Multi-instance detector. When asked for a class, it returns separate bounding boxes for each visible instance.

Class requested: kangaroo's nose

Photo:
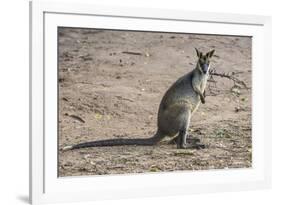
[202,64,209,73]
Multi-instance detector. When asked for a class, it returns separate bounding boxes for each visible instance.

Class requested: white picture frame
[30,0,272,204]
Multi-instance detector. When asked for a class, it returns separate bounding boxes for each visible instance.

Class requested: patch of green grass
[149,165,161,172]
[214,128,232,138]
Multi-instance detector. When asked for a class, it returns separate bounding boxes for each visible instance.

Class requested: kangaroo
[63,48,215,151]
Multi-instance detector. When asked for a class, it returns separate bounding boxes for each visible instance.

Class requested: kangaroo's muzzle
[202,64,209,74]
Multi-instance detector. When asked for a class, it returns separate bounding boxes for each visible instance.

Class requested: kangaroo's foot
[178,142,205,149]
[186,135,201,143]
[168,138,176,145]
[169,134,200,145]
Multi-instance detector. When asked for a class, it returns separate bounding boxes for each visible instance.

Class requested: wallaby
[63,48,215,151]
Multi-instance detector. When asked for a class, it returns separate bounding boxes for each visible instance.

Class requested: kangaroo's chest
[199,74,209,92]
[189,74,209,113]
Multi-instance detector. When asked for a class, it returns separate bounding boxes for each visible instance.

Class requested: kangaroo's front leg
[199,93,205,104]
[196,89,205,104]
[192,83,205,104]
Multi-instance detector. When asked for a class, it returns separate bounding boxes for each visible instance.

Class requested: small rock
[231,87,241,96]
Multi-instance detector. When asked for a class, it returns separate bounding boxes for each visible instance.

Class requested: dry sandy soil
[58,28,252,177]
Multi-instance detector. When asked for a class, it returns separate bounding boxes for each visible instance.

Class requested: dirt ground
[58,28,252,177]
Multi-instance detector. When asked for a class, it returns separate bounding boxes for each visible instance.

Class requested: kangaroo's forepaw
[200,97,205,104]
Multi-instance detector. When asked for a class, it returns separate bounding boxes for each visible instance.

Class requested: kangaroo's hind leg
[176,110,205,149]
[176,110,191,149]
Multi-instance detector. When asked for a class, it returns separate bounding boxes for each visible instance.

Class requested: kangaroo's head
[195,48,215,74]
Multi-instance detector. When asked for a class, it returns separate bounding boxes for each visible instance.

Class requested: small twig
[115,95,134,102]
[122,51,142,55]
[70,115,85,123]
[76,81,93,85]
[206,74,220,96]
[65,113,85,123]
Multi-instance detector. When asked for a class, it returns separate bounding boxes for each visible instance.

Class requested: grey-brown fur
[62,48,215,151]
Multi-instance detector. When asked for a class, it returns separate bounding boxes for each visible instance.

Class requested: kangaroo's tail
[62,131,163,151]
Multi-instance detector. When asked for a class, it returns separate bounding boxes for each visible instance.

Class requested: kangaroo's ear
[195,48,202,58]
[206,49,215,58]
